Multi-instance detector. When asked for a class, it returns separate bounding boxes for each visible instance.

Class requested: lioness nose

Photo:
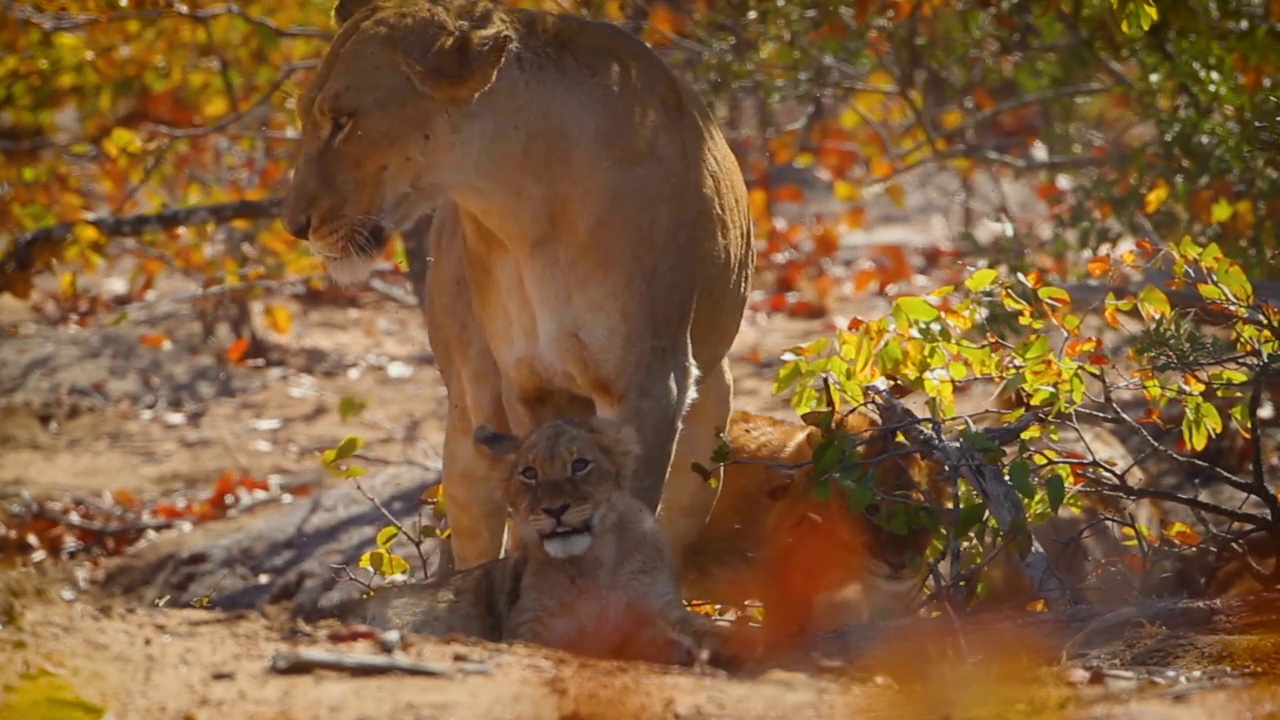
[286,215,312,240]
[542,501,571,520]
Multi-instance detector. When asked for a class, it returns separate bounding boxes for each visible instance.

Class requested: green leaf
[1008,459,1035,500]
[845,477,876,515]
[1045,472,1066,514]
[376,525,400,549]
[1036,286,1071,307]
[811,437,844,483]
[964,268,999,293]
[1137,285,1172,320]
[338,396,369,420]
[333,435,364,461]
[893,296,941,323]
[954,502,988,538]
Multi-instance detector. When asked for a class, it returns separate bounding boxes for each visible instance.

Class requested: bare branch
[268,650,490,677]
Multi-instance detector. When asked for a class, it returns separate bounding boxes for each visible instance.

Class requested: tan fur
[284,0,753,573]
[681,410,946,652]
[349,417,720,666]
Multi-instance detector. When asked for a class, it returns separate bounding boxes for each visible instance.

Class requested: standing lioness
[283,0,753,571]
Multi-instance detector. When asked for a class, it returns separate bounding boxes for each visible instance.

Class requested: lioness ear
[399,25,513,99]
[332,0,378,27]
[475,426,520,459]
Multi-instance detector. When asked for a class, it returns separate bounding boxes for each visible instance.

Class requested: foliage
[772,235,1276,604]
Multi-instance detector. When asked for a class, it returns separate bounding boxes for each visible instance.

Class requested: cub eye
[570,457,592,475]
[327,115,351,144]
[518,466,538,483]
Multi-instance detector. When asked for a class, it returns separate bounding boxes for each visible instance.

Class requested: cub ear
[398,23,513,99]
[474,426,520,459]
[332,0,378,27]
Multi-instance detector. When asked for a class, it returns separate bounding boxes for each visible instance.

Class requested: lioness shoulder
[682,410,947,649]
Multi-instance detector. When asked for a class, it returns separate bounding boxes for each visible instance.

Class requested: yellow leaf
[601,0,625,21]
[884,182,906,208]
[794,151,816,169]
[833,179,862,202]
[1142,180,1169,214]
[1234,199,1256,231]
[201,94,231,119]
[264,304,293,335]
[1164,521,1202,546]
[59,271,77,299]
[71,222,102,246]
[1210,198,1236,224]
[938,108,964,131]
[839,107,865,129]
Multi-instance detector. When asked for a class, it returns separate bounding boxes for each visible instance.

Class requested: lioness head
[802,411,947,604]
[475,418,639,560]
[282,0,515,283]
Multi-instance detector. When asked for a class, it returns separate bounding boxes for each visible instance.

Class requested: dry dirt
[2,252,1280,718]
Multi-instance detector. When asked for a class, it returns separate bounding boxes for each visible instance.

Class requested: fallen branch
[870,388,1071,608]
[268,649,490,678]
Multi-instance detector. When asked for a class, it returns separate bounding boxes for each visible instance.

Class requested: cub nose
[541,501,571,520]
[286,215,312,240]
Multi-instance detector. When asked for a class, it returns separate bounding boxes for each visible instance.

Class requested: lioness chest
[466,243,622,415]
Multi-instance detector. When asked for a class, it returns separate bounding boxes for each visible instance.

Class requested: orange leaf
[139,333,170,350]
[853,265,881,293]
[773,184,806,204]
[643,3,686,46]
[869,155,895,180]
[841,207,867,230]
[1135,238,1157,259]
[812,225,840,258]
[1086,254,1112,278]
[973,88,995,110]
[1087,354,1110,366]
[226,337,251,364]
[111,489,140,508]
[1164,521,1202,547]
[884,181,906,208]
[1035,181,1058,202]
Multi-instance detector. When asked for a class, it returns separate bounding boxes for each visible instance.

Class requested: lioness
[282,0,753,571]
[681,411,947,650]
[349,417,717,666]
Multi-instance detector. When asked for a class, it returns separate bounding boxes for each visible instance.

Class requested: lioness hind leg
[659,357,732,573]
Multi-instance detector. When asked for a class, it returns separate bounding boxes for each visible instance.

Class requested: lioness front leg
[604,363,695,514]
[440,404,511,571]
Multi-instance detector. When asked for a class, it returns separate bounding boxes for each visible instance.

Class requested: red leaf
[225,337,251,364]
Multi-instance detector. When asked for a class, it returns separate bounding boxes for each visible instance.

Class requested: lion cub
[349,417,716,666]
[681,410,946,650]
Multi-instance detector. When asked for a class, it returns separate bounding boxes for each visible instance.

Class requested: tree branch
[1,198,283,291]
[870,387,1072,608]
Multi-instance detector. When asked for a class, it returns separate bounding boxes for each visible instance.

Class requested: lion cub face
[475,419,639,560]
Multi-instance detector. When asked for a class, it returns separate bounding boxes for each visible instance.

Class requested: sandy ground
[2,184,1278,717]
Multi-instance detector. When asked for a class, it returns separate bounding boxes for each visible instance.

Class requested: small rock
[211,670,235,681]
[248,417,284,432]
[385,360,414,379]
[1061,666,1092,686]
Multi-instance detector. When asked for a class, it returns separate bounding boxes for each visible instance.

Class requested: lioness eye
[570,457,591,475]
[328,115,351,144]
[519,466,538,482]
